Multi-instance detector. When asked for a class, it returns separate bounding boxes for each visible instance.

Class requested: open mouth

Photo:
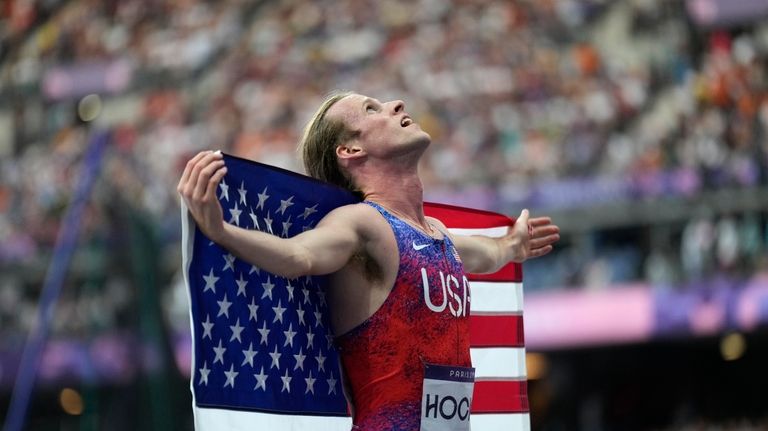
[400,116,413,127]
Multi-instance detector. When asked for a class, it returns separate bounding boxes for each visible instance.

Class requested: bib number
[420,363,475,431]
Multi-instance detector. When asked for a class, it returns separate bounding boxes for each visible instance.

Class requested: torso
[329,201,472,431]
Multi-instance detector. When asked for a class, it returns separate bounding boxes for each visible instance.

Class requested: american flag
[181,154,529,430]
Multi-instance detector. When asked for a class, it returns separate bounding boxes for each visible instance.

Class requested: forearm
[214,223,311,279]
[457,235,519,274]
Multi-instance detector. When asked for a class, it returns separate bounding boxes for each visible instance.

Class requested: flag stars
[254,366,268,391]
[277,196,294,215]
[247,297,259,322]
[293,348,306,371]
[297,306,306,327]
[229,203,242,226]
[261,277,275,300]
[257,321,270,346]
[229,318,244,343]
[306,329,315,350]
[281,216,293,237]
[202,269,219,293]
[286,280,295,302]
[248,207,260,231]
[256,186,270,211]
[313,306,323,327]
[299,204,318,219]
[316,350,326,373]
[217,294,232,319]
[264,212,274,234]
[280,368,292,393]
[327,372,338,395]
[219,179,230,201]
[238,181,247,205]
[283,323,297,348]
[242,342,257,367]
[199,361,211,386]
[222,253,236,272]
[224,364,239,388]
[269,345,282,370]
[235,273,248,297]
[272,300,286,324]
[213,339,227,365]
[249,264,260,275]
[305,371,316,395]
[301,286,311,305]
[201,315,214,339]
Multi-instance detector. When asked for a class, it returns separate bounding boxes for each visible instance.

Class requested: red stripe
[468,263,522,283]
[472,380,529,413]
[425,202,515,228]
[470,315,524,347]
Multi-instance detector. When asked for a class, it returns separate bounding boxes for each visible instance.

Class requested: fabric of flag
[424,203,530,431]
[181,154,359,430]
[181,153,529,430]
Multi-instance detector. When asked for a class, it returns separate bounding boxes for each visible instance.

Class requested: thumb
[517,209,530,226]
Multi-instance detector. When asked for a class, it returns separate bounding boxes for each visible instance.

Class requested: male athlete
[178,92,560,431]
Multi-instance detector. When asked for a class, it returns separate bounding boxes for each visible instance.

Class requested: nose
[389,100,404,114]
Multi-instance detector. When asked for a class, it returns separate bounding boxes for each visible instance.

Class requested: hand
[177,151,228,242]
[508,209,560,263]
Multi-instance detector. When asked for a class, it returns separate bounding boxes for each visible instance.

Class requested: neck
[356,161,426,225]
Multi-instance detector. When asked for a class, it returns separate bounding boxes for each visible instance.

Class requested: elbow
[281,247,313,279]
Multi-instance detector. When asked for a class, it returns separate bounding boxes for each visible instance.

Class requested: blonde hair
[299,90,362,197]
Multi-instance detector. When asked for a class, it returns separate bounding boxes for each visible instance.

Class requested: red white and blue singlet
[335,201,472,431]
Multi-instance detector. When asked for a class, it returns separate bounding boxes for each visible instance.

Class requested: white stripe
[194,406,352,431]
[448,226,509,238]
[181,203,201,426]
[471,412,531,431]
[470,347,527,379]
[470,282,523,314]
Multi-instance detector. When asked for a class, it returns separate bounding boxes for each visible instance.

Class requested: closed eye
[365,105,377,114]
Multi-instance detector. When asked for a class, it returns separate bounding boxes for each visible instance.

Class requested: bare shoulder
[318,202,391,239]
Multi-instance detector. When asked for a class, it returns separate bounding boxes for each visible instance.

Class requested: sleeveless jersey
[335,201,472,431]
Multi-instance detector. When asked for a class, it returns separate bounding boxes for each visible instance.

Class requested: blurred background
[1,0,768,429]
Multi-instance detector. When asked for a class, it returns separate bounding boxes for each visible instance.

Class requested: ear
[335,144,366,165]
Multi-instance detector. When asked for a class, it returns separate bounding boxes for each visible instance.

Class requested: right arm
[177,151,361,279]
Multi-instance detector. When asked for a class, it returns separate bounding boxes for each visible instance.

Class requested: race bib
[420,363,475,431]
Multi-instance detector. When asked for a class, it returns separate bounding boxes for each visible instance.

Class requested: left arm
[441,209,560,274]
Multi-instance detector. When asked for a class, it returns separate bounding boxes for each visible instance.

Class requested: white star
[248,207,260,231]
[235,272,248,297]
[264,212,273,234]
[299,204,318,219]
[306,328,314,350]
[272,300,286,324]
[249,264,260,275]
[199,361,211,386]
[254,366,268,391]
[302,221,316,232]
[201,315,214,339]
[222,253,235,272]
[286,279,295,302]
[317,289,327,306]
[281,215,293,237]
[229,203,242,226]
[269,345,282,370]
[297,306,306,327]
[219,179,230,201]
[314,306,323,327]
[256,186,270,211]
[238,181,247,205]
[316,350,326,373]
[203,269,219,293]
[247,297,259,322]
[326,333,334,349]
[301,286,310,305]
[242,342,257,367]
[277,196,295,215]
[257,320,270,345]
[283,323,297,348]
[229,318,244,343]
[224,363,239,388]
[276,368,291,394]
[261,277,275,300]
[305,370,316,395]
[327,372,337,395]
[217,294,232,318]
[293,347,306,371]
[213,339,226,365]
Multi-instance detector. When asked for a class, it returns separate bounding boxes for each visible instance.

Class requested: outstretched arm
[448,209,560,274]
[178,151,361,279]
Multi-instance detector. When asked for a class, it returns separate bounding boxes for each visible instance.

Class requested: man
[178,91,560,431]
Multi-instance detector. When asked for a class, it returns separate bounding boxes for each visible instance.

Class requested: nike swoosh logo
[412,241,430,251]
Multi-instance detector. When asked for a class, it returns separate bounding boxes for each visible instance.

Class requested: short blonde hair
[299,90,362,197]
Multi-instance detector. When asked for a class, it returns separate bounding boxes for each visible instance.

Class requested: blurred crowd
[1,0,768,340]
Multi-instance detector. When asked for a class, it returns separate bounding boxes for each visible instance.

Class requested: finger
[178,151,212,192]
[530,245,553,258]
[204,166,228,201]
[530,234,560,249]
[533,225,560,237]
[193,158,226,200]
[529,217,552,227]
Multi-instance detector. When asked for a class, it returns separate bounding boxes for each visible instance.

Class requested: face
[326,94,431,158]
